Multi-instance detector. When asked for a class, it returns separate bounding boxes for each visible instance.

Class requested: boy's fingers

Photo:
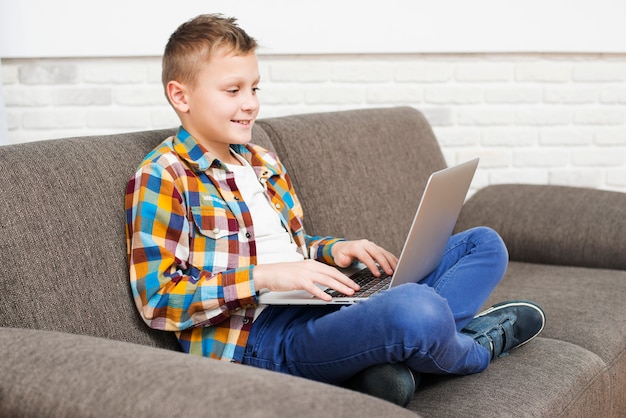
[305,278,351,300]
[366,246,398,275]
[295,261,356,298]
[375,253,397,275]
[321,270,360,295]
[305,283,333,301]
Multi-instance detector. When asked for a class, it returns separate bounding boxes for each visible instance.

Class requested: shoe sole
[474,300,546,350]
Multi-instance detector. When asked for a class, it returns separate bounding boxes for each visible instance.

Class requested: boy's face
[171,48,260,156]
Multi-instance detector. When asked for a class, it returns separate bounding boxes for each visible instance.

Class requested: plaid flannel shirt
[125,127,342,362]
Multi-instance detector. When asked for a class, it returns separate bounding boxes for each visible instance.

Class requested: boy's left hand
[331,240,398,277]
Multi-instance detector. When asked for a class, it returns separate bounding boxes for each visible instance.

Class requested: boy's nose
[241,93,259,112]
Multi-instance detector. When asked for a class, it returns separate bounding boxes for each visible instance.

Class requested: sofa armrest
[0,328,414,418]
[455,184,626,270]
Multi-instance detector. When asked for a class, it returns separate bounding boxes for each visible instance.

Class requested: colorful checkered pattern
[125,127,342,362]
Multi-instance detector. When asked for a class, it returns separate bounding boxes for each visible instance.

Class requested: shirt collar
[172,126,283,177]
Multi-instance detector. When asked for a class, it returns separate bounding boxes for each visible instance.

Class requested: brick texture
[1,53,625,194]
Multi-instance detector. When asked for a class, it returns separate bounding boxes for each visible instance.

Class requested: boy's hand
[331,240,398,277]
[253,260,361,302]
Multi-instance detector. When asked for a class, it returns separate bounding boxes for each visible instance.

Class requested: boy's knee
[380,284,454,337]
[467,226,509,274]
[469,226,505,249]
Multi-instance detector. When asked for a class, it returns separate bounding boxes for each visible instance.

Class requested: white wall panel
[1,0,626,58]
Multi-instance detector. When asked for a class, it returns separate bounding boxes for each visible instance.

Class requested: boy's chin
[229,125,254,144]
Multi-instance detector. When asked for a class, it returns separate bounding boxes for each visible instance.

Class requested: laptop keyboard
[324,267,391,298]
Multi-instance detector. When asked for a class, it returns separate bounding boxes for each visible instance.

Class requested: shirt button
[275,203,281,209]
[245,232,251,238]
[242,317,250,324]
[213,227,220,234]
[234,196,240,201]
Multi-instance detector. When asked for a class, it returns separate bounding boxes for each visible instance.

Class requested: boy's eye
[225,87,260,94]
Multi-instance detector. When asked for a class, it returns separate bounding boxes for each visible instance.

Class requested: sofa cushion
[0,327,416,418]
[411,337,610,417]
[484,261,626,416]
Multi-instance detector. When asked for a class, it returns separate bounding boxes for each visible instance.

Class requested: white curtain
[0,60,8,145]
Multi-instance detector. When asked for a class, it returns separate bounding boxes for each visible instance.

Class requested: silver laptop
[257,158,479,305]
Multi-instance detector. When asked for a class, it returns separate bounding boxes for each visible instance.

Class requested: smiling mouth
[232,120,252,125]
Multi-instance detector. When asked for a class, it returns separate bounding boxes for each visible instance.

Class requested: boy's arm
[303,236,397,278]
[125,164,257,332]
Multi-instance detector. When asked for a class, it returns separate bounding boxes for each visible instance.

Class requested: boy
[125,14,545,407]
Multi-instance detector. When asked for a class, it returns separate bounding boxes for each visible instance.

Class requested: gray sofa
[1,107,624,417]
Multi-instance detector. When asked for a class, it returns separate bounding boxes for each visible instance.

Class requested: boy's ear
[167,80,189,113]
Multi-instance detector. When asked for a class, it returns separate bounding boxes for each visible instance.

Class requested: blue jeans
[242,227,508,384]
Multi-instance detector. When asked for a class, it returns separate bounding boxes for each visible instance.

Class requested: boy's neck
[226,147,245,166]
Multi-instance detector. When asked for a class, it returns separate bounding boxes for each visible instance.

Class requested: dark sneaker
[342,363,418,407]
[461,300,546,359]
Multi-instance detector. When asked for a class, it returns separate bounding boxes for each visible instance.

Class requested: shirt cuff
[220,266,258,310]
[309,237,346,265]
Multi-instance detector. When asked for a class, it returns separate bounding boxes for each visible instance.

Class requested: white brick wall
[2,53,626,195]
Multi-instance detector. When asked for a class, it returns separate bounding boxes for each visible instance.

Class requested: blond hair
[162,14,257,94]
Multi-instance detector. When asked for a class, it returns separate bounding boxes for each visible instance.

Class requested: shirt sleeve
[305,235,345,265]
[125,162,257,332]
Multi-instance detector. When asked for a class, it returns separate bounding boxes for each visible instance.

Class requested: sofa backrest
[258,107,446,256]
[0,107,444,348]
[0,125,273,350]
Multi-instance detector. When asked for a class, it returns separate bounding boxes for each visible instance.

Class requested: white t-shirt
[225,153,305,265]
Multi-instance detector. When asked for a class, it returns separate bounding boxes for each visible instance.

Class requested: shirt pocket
[190,205,239,240]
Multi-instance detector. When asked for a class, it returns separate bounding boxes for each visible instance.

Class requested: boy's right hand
[253,260,360,302]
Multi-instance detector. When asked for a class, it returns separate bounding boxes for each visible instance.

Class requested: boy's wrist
[329,240,345,261]
[326,239,347,265]
[252,264,267,291]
